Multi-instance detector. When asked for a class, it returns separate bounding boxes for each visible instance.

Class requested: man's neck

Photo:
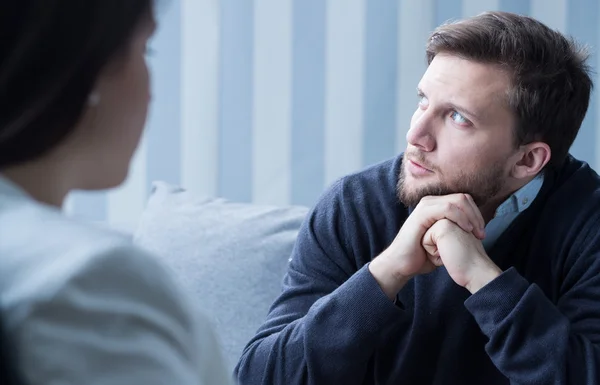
[480,175,542,224]
[480,201,503,224]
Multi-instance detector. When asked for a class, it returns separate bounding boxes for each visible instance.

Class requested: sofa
[131,181,310,371]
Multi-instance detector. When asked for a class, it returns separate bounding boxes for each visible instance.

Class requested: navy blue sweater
[235,155,600,385]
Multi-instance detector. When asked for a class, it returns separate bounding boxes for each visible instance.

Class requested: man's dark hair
[0,1,154,169]
[426,11,593,169]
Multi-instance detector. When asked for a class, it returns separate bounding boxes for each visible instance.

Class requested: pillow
[133,181,309,371]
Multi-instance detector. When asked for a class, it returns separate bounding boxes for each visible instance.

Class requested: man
[235,11,600,384]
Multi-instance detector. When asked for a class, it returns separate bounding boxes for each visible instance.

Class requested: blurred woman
[0,2,230,384]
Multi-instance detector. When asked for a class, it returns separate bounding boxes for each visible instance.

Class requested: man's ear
[511,142,551,179]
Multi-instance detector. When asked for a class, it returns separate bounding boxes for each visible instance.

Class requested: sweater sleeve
[465,234,600,384]
[234,180,405,385]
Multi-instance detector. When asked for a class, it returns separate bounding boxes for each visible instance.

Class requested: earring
[87,92,101,107]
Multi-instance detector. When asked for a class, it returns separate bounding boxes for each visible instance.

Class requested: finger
[427,252,444,267]
[425,193,484,239]
[421,200,473,234]
[461,194,486,239]
[422,227,443,267]
[422,229,439,256]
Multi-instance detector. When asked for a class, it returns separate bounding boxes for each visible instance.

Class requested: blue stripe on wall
[567,0,598,167]
[362,0,398,167]
[146,0,181,194]
[434,0,463,26]
[291,0,326,206]
[500,0,531,15]
[218,0,254,202]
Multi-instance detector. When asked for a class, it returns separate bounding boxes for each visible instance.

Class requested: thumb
[422,227,444,267]
[422,227,438,256]
[426,251,444,267]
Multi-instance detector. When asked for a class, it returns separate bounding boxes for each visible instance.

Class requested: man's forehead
[421,54,510,110]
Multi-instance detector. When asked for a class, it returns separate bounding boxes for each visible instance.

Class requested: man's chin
[398,186,430,207]
[403,180,438,195]
[397,179,455,207]
[397,167,448,206]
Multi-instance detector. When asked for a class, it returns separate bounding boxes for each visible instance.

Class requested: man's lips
[409,160,433,173]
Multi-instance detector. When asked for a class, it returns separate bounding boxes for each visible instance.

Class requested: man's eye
[450,111,470,125]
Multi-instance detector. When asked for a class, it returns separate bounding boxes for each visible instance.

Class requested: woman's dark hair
[427,11,593,170]
[0,1,154,169]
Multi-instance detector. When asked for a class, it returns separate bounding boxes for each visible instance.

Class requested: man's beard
[396,154,505,208]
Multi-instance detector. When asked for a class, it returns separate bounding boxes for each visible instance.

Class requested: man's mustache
[405,151,437,172]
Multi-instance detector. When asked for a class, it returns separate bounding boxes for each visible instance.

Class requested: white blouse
[0,175,231,384]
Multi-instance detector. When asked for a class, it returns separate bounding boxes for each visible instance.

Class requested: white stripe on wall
[324,0,366,186]
[107,136,148,226]
[252,0,292,205]
[462,0,500,17]
[181,0,220,196]
[64,0,600,226]
[396,0,434,153]
[531,0,567,32]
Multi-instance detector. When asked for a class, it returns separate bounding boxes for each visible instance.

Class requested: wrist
[369,254,411,301]
[466,262,502,294]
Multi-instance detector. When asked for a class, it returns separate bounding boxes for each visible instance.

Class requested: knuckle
[439,218,455,231]
[416,195,434,210]
[414,202,424,212]
[433,218,451,233]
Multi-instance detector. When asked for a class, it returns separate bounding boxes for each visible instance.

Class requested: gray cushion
[133,181,308,370]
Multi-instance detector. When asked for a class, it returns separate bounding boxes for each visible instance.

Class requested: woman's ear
[87,91,101,107]
[511,142,551,179]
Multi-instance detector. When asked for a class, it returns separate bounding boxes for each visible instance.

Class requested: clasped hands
[370,194,503,300]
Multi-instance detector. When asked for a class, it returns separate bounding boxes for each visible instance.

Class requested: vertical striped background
[66,0,600,225]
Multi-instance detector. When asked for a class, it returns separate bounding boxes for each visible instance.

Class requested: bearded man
[236,11,600,385]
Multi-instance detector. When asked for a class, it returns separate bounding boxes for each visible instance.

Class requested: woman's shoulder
[0,197,176,321]
[0,199,232,384]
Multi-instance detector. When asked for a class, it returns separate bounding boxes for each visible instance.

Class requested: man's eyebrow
[416,87,483,122]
